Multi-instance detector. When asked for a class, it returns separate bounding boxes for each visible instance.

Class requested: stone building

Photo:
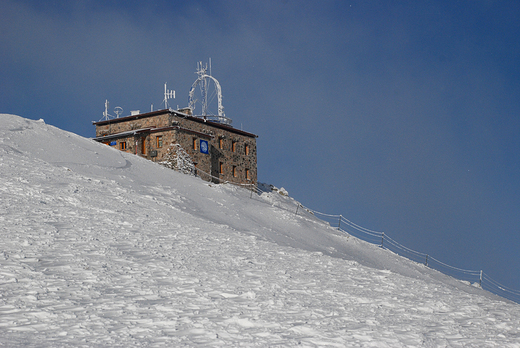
[92,108,258,186]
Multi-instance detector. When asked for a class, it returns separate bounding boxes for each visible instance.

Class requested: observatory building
[92,63,258,186]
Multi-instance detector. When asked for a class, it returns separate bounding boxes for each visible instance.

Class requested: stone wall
[93,110,258,186]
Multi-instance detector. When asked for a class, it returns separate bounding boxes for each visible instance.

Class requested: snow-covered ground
[1,114,519,347]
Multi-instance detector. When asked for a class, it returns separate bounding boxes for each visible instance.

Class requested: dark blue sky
[2,0,520,292]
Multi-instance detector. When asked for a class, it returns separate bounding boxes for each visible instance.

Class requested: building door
[141,137,146,155]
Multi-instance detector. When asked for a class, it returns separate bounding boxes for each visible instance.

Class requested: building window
[246,168,251,180]
[156,136,163,148]
[193,138,197,150]
[233,166,237,178]
[245,144,250,156]
[232,141,237,152]
[219,138,224,149]
[141,137,146,154]
[219,162,224,175]
[120,141,127,150]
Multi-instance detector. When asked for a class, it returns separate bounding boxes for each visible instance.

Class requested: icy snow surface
[1,114,519,347]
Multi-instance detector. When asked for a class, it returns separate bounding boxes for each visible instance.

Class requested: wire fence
[180,169,520,305]
[297,207,520,304]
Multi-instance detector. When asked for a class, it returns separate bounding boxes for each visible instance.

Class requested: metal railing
[302,208,520,304]
[172,168,520,304]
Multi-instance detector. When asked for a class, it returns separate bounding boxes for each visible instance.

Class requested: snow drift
[1,114,519,347]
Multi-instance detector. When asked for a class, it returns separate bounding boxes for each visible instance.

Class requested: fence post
[381,232,384,248]
[338,215,342,230]
[295,204,299,216]
[480,270,483,287]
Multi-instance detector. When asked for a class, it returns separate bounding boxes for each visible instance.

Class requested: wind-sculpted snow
[1,114,519,347]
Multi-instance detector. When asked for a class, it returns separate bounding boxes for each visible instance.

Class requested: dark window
[120,142,127,150]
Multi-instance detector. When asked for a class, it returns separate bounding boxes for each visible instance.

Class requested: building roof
[92,125,213,142]
[93,109,258,138]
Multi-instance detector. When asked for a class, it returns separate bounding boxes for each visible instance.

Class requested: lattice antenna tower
[163,83,175,109]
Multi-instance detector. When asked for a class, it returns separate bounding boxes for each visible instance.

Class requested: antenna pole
[164,83,168,109]
[103,100,109,121]
[163,82,175,109]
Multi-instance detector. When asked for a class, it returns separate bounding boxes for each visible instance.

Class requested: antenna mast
[196,62,209,116]
[187,60,230,124]
[102,100,111,121]
[163,82,176,109]
[99,100,123,121]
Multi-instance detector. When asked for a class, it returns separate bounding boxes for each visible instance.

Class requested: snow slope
[1,114,519,347]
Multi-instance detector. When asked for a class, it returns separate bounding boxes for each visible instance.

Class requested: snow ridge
[1,114,519,347]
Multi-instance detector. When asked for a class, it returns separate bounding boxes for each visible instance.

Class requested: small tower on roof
[188,60,232,125]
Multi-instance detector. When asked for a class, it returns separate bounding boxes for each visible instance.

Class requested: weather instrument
[114,106,123,118]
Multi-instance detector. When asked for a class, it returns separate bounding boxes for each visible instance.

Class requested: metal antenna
[102,100,111,121]
[188,60,230,124]
[100,100,123,121]
[163,82,175,109]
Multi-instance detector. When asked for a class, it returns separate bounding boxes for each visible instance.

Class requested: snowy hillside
[1,114,519,347]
